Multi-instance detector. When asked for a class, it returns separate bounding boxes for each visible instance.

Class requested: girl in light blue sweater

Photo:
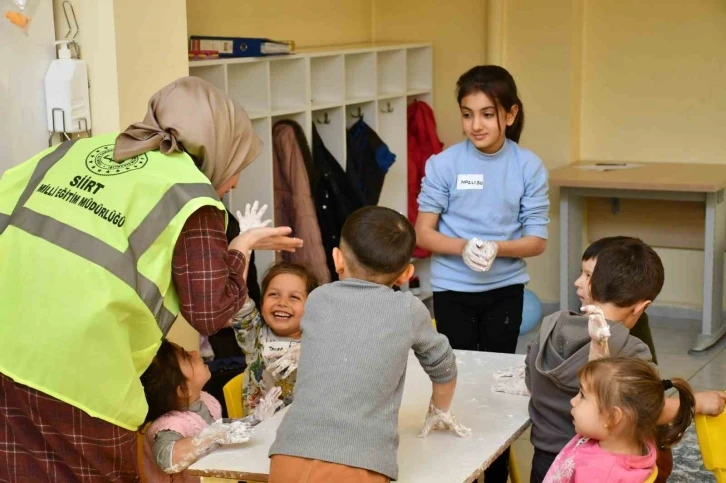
[415,65,550,483]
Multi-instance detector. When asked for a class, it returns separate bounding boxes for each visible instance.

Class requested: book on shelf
[189,36,295,58]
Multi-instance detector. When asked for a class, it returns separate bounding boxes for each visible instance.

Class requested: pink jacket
[544,435,656,483]
[143,392,222,483]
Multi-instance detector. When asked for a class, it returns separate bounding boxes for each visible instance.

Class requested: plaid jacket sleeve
[172,206,248,335]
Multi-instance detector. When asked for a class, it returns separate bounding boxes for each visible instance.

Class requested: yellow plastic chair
[508,448,521,483]
[223,369,248,418]
[432,318,521,483]
[643,466,658,483]
[222,369,264,483]
[695,404,726,483]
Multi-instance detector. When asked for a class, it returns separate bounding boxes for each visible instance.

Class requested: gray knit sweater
[269,278,457,480]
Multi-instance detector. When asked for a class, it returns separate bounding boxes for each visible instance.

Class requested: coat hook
[316,112,331,124]
[62,1,81,58]
[351,107,363,119]
[380,102,394,113]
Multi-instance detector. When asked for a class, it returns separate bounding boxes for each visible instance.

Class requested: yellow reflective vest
[0,134,225,430]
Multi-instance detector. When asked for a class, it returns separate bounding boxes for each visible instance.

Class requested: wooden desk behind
[549,162,726,193]
[549,161,726,352]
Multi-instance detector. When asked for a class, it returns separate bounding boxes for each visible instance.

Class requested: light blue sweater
[417,139,549,292]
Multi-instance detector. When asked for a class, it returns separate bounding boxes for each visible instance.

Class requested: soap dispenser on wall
[44,39,91,146]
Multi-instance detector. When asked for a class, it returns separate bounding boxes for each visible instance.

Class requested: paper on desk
[576,163,645,172]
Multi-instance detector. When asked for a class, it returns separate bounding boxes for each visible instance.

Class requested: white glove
[462,238,498,272]
[235,201,272,234]
[253,386,284,423]
[267,344,300,380]
[582,305,610,360]
[194,419,254,446]
[167,419,255,473]
[418,402,472,438]
[491,365,530,396]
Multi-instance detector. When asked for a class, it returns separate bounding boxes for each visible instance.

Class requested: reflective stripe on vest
[0,140,77,234]
[1,140,219,335]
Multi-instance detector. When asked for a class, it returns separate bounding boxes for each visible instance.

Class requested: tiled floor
[509,315,726,482]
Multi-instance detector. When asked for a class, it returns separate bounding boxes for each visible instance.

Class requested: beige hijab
[114,76,262,191]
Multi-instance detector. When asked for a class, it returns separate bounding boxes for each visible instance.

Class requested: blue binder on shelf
[189,36,293,58]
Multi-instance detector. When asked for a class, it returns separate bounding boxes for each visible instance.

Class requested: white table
[188,350,530,482]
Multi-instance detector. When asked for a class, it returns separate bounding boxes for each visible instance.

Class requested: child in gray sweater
[269,206,469,483]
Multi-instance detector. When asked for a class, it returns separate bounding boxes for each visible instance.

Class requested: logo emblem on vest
[86,144,148,176]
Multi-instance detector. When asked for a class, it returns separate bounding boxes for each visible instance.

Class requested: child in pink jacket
[544,357,694,483]
[140,340,281,482]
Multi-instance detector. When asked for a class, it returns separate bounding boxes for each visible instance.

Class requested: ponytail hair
[578,357,695,449]
[655,378,696,448]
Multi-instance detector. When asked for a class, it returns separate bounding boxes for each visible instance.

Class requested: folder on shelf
[189,36,294,58]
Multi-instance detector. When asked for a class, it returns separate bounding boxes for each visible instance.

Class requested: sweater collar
[339,278,390,289]
[468,138,510,161]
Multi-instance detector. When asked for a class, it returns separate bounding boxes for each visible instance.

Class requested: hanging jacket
[408,100,443,259]
[346,119,396,206]
[308,125,365,280]
[272,121,331,284]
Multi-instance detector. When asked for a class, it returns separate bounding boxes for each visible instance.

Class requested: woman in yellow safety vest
[0,77,302,482]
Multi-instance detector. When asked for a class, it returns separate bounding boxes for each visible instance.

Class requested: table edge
[185,418,532,483]
[549,179,724,193]
[188,352,529,482]
[186,467,269,480]
[463,419,532,483]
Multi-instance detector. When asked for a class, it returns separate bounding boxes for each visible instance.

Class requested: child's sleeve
[620,335,653,363]
[525,341,537,392]
[411,300,457,383]
[417,155,450,214]
[152,430,182,473]
[519,156,550,239]
[230,298,262,358]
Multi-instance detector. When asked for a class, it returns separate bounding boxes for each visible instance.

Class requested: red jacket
[408,100,443,259]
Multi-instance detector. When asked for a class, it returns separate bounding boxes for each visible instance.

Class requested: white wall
[52,0,121,135]
[0,1,56,172]
[580,0,726,308]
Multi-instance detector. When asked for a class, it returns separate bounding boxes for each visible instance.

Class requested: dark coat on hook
[309,125,365,280]
[346,119,396,206]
